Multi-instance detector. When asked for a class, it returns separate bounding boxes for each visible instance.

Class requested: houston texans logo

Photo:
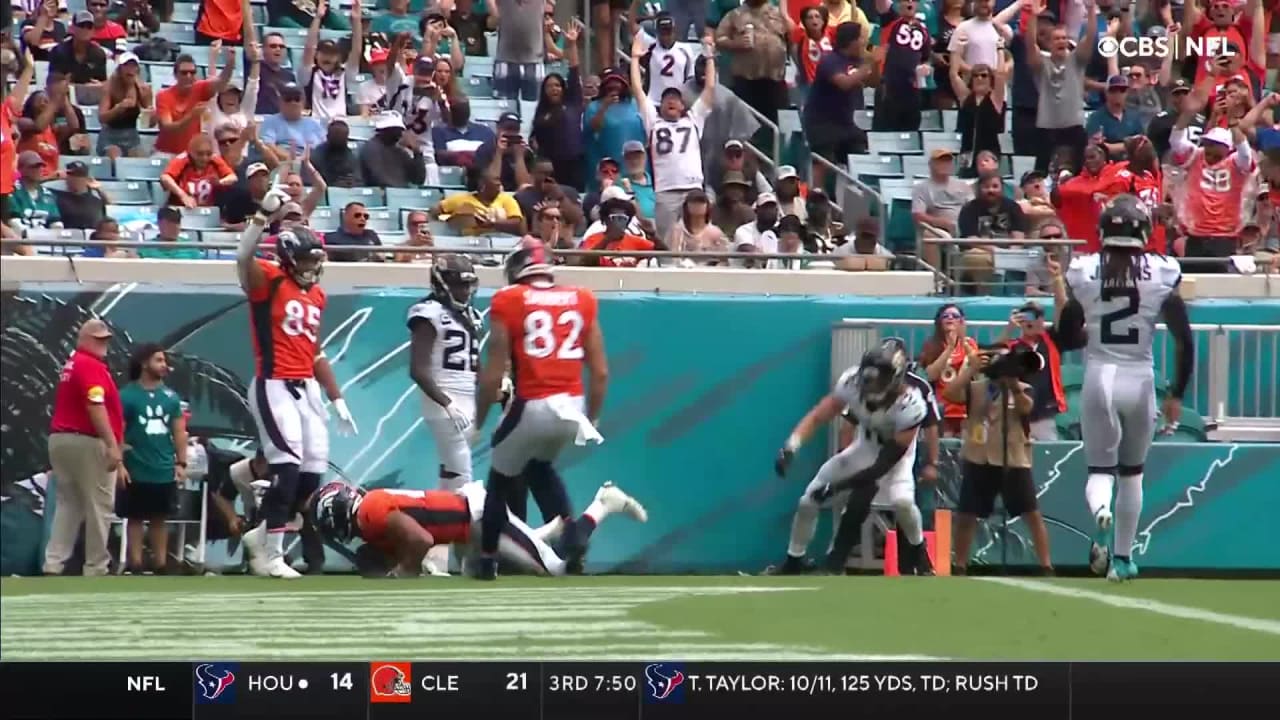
[645,663,685,701]
[195,663,236,701]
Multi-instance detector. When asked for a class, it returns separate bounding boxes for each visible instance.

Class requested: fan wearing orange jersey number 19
[470,236,631,580]
[234,186,360,579]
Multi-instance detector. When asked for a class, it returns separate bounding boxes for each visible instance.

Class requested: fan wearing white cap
[1170,118,1254,261]
[358,111,429,188]
[630,31,717,241]
[98,52,152,158]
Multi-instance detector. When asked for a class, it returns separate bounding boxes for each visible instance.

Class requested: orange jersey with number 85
[248,259,327,379]
[490,284,598,400]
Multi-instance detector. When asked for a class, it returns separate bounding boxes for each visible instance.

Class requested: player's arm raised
[236,187,290,293]
[473,319,510,431]
[583,308,609,424]
[383,510,436,577]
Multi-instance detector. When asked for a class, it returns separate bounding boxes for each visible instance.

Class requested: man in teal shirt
[11,151,63,230]
[138,207,203,260]
[117,343,187,573]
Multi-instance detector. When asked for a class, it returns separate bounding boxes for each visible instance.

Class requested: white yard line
[978,577,1280,636]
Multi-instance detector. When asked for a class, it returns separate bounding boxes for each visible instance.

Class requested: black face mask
[756,208,778,229]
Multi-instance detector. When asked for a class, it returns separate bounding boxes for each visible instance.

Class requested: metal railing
[0,237,920,269]
[832,319,1280,426]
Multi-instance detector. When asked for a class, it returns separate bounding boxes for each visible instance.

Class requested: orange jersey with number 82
[490,284,598,400]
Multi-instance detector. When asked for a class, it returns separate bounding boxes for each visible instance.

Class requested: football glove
[260,187,291,214]
[808,482,835,503]
[498,375,514,411]
[445,402,472,434]
[774,447,794,478]
[332,398,359,436]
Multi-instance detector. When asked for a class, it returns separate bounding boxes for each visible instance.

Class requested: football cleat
[474,557,498,581]
[421,557,451,577]
[241,522,271,577]
[764,555,817,576]
[1107,557,1139,583]
[265,557,302,579]
[1089,509,1113,576]
[532,517,565,543]
[913,543,936,576]
[596,482,648,523]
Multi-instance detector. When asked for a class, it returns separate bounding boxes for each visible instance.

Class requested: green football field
[2,575,1278,661]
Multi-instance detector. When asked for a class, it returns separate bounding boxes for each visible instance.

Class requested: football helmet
[309,481,365,542]
[370,665,412,697]
[858,344,908,405]
[504,235,554,284]
[430,254,478,311]
[1098,194,1151,249]
[276,226,326,288]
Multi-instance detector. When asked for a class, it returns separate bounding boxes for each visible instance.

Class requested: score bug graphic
[644,663,686,703]
[370,662,413,703]
[194,663,238,705]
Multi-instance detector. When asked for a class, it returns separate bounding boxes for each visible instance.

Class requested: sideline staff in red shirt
[44,318,124,577]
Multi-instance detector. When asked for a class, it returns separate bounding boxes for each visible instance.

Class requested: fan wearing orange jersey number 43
[233,186,360,579]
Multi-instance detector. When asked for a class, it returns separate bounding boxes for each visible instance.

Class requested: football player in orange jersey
[235,187,360,578]
[309,479,646,578]
[470,237,612,580]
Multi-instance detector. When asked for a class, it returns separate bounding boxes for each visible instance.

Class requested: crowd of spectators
[1,0,1278,278]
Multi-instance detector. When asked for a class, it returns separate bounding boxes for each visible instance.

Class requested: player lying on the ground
[308,481,647,577]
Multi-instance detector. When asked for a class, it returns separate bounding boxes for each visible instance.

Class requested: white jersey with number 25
[1067,253,1182,367]
[406,298,484,396]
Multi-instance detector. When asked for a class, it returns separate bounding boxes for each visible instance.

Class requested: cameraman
[942,344,1054,576]
[995,260,1080,440]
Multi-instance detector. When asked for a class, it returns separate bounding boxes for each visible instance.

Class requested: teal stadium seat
[849,154,904,180]
[366,210,400,234]
[866,131,923,155]
[171,3,198,24]
[438,166,466,187]
[99,181,154,205]
[328,187,387,209]
[918,110,943,132]
[464,76,495,98]
[116,158,167,181]
[180,207,222,230]
[158,23,196,44]
[434,235,491,250]
[921,132,962,156]
[27,228,87,255]
[388,187,444,212]
[59,155,113,179]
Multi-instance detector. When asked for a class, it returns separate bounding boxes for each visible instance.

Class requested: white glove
[465,426,483,447]
[260,187,291,214]
[333,398,359,436]
[498,375,514,410]
[445,402,472,434]
[421,557,451,577]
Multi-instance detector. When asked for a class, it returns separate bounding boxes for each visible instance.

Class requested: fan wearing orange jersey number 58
[233,188,359,579]
[471,236,610,581]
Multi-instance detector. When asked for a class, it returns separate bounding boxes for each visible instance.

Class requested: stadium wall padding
[2,286,1278,574]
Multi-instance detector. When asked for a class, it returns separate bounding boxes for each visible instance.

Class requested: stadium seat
[941,110,958,132]
[854,110,874,130]
[149,65,177,88]
[464,76,495,98]
[81,106,101,131]
[387,187,444,212]
[171,3,198,23]
[309,208,339,231]
[107,204,157,222]
[867,131,923,155]
[438,166,466,187]
[27,228,87,256]
[1011,154,1036,181]
[99,181,155,205]
[902,154,934,178]
[348,124,375,142]
[180,207,222,229]
[465,56,495,79]
[366,210,399,234]
[435,235,491,250]
[59,155,113,179]
[849,154,903,179]
[921,132,961,156]
[116,158,167,181]
[158,23,196,44]
[178,46,212,68]
[199,231,241,248]
[918,110,943,132]
[328,187,387,209]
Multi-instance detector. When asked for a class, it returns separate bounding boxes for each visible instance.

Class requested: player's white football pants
[456,482,567,576]
[787,439,917,558]
[248,378,329,474]
[421,391,477,485]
